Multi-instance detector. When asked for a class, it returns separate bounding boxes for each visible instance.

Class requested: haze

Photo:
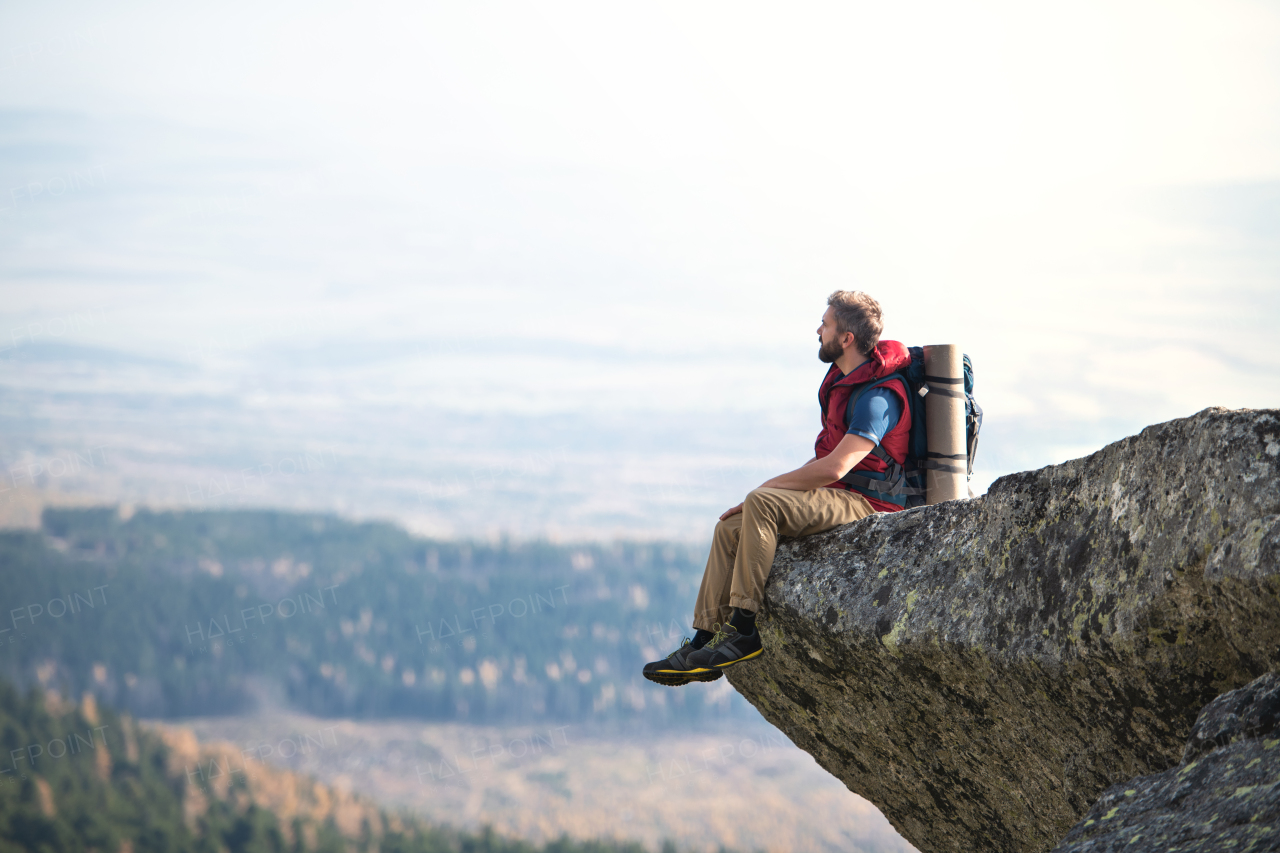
[2,0,1277,539]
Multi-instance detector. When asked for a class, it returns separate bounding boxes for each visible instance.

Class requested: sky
[0,0,1278,539]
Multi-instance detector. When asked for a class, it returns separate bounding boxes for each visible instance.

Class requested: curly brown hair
[827,290,883,356]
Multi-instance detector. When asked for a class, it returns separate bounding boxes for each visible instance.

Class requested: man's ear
[843,332,858,351]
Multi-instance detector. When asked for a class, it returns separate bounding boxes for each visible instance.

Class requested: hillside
[1,510,741,724]
[0,676,666,853]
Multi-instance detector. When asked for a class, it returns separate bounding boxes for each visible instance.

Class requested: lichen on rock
[726,407,1280,853]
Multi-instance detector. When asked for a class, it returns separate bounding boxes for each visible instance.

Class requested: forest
[0,507,745,725]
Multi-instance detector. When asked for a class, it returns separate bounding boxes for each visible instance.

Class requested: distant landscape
[168,712,910,852]
[0,504,916,852]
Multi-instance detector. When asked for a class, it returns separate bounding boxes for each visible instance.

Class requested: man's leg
[640,512,743,686]
[687,486,875,672]
[691,512,743,632]
[729,486,875,614]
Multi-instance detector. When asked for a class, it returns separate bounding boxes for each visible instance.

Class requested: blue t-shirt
[846,387,904,444]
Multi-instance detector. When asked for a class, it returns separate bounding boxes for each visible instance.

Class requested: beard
[818,336,844,364]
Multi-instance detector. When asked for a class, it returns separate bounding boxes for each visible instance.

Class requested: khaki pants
[692,486,876,631]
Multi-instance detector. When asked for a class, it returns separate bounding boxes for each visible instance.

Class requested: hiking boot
[684,624,763,671]
[642,637,722,687]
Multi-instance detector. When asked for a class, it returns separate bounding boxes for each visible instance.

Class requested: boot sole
[711,647,764,669]
[642,669,724,687]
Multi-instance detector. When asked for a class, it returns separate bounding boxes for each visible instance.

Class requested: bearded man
[643,290,912,686]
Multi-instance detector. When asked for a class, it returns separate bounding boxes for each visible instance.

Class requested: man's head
[817,290,883,364]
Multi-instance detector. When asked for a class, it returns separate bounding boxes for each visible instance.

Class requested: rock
[726,407,1280,853]
[1051,671,1280,852]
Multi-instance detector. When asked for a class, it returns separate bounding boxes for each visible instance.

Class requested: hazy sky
[1,1,1278,536]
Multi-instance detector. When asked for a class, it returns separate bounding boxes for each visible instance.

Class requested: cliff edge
[726,407,1280,853]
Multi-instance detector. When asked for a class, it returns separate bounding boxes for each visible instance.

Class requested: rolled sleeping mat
[922,344,968,504]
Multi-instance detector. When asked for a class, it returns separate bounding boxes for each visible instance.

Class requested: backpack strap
[837,373,931,503]
[843,374,908,429]
[919,452,967,474]
[922,375,966,399]
[839,446,927,501]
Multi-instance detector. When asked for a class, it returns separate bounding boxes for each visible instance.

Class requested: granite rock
[1051,671,1280,852]
[726,407,1280,853]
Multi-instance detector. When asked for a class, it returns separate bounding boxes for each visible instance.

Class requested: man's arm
[719,435,874,519]
[761,433,874,490]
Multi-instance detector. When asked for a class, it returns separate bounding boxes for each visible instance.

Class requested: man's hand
[720,503,744,520]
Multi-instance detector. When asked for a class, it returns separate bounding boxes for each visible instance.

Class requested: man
[643,290,912,686]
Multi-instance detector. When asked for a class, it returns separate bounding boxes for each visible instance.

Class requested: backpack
[839,346,983,508]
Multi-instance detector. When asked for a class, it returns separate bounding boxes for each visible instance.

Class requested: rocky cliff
[726,407,1280,853]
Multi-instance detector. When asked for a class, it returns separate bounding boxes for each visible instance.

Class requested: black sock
[729,607,756,635]
[691,629,715,649]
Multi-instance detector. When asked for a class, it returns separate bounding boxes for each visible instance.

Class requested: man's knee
[743,487,779,513]
[713,515,738,541]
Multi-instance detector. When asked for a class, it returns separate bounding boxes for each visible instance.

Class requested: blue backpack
[838,347,983,508]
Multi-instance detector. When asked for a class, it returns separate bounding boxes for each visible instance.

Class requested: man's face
[817,306,847,364]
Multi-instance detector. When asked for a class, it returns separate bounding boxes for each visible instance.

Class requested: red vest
[815,340,912,513]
